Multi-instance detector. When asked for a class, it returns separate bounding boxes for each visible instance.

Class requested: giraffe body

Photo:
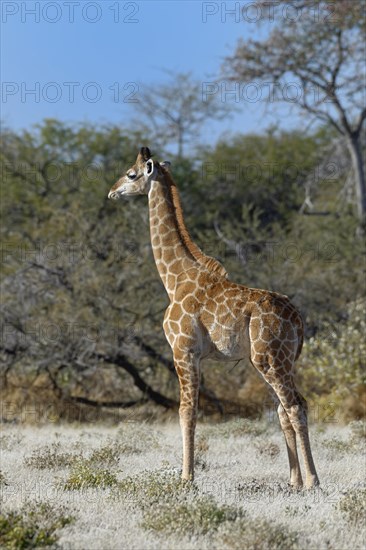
[108,148,319,489]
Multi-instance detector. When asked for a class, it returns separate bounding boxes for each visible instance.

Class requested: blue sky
[1,1,301,143]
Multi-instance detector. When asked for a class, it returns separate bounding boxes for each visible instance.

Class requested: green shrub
[219,517,299,550]
[0,503,73,549]
[88,441,122,465]
[63,460,118,490]
[142,496,244,536]
[114,470,196,507]
[299,299,366,420]
[24,443,80,469]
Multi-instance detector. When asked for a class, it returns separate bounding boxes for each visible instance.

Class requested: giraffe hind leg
[260,381,303,488]
[263,368,320,489]
[285,390,320,489]
[277,403,303,488]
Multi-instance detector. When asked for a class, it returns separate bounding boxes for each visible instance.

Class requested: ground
[0,417,365,549]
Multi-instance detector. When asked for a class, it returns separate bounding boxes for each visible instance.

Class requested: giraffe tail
[294,313,304,361]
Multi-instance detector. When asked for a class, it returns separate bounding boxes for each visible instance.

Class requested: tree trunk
[347,134,366,225]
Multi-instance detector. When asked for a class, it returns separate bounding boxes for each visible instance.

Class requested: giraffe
[108,147,320,489]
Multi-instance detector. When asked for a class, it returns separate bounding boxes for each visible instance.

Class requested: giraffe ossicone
[108,147,320,489]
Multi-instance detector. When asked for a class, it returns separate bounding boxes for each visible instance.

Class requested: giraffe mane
[161,166,228,279]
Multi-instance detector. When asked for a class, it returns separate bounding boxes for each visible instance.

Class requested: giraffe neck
[148,169,227,299]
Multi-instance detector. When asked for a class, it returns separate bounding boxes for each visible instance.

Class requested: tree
[1,120,364,422]
[130,72,232,157]
[0,121,224,418]
[223,0,366,227]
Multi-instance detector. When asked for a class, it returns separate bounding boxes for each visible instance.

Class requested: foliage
[142,496,244,536]
[115,470,247,538]
[1,423,365,549]
[218,517,299,550]
[223,0,366,224]
[62,460,118,490]
[197,129,322,227]
[1,119,365,421]
[114,470,196,508]
[129,71,233,157]
[24,443,80,469]
[0,503,73,549]
[298,299,366,418]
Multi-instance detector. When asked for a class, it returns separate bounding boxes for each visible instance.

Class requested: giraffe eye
[127,172,136,180]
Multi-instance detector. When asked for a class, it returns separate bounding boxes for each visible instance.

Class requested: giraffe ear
[140,147,151,161]
[145,158,154,176]
[160,161,171,170]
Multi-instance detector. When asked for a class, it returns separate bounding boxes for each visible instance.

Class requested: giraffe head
[108,147,169,199]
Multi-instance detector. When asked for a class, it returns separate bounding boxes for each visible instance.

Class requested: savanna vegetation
[1,118,365,424]
[1,0,365,425]
[1,2,365,548]
[0,421,365,549]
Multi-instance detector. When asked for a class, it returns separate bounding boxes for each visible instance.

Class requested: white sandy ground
[1,419,365,550]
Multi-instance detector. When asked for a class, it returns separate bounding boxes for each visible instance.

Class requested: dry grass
[0,420,365,549]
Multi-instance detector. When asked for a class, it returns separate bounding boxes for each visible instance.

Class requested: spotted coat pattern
[108,148,319,489]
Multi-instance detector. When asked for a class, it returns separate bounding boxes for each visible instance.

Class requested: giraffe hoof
[181,472,194,482]
[305,477,320,490]
[289,483,303,491]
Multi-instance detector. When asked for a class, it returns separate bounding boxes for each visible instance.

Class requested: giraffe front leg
[174,350,200,481]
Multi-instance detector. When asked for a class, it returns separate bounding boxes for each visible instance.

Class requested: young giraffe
[108,147,319,489]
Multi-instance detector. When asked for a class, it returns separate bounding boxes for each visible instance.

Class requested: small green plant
[218,517,299,550]
[142,495,244,536]
[63,460,118,490]
[338,489,366,524]
[24,443,81,469]
[88,441,121,465]
[0,503,74,549]
[114,470,195,507]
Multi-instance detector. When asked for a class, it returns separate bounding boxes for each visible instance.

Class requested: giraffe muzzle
[108,188,125,200]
